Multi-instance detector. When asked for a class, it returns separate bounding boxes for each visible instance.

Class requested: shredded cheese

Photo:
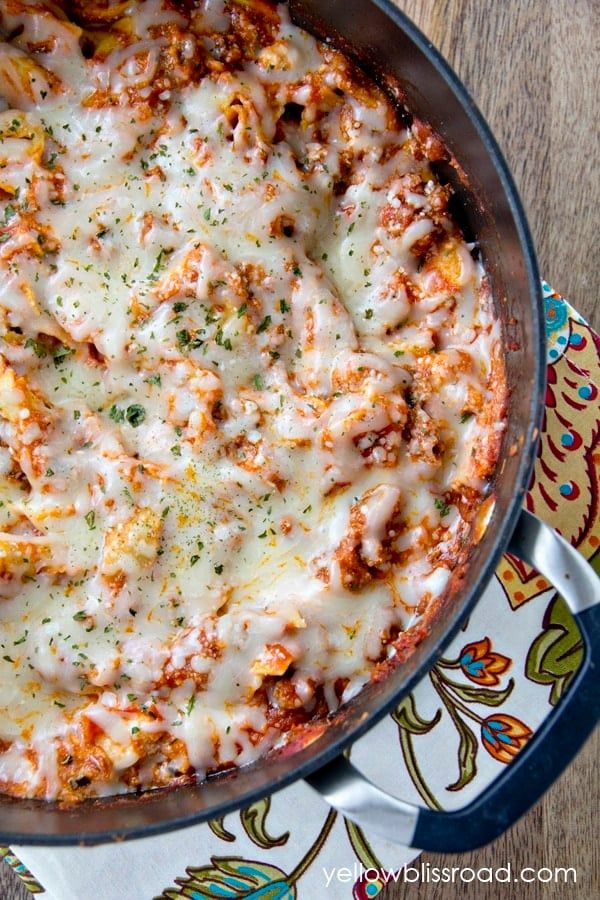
[0,0,506,801]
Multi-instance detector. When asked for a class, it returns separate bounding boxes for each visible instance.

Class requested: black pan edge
[1,0,545,845]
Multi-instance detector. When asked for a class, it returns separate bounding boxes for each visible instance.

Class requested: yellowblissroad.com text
[322,861,577,888]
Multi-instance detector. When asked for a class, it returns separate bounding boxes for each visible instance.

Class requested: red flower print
[353,873,385,899]
[459,637,511,686]
[481,714,532,764]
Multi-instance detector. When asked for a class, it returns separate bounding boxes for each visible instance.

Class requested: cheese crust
[0,0,506,801]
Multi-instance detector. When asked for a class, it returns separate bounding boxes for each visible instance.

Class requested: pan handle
[305,509,600,851]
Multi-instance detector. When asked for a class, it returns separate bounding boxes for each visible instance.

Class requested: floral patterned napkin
[3,283,598,900]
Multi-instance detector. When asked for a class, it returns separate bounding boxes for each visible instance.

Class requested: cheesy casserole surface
[0,0,506,800]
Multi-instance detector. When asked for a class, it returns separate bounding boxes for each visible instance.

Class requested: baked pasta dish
[0,0,506,801]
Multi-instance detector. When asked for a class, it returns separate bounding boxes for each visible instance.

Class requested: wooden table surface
[1,1,598,897]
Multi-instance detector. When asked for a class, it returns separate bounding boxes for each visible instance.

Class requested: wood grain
[0,867,30,900]
[1,1,598,897]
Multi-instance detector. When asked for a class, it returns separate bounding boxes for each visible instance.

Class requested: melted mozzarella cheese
[0,0,506,800]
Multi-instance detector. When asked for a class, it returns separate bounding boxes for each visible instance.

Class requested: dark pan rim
[1,0,545,846]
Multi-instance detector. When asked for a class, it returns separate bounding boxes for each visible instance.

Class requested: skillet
[0,0,598,851]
